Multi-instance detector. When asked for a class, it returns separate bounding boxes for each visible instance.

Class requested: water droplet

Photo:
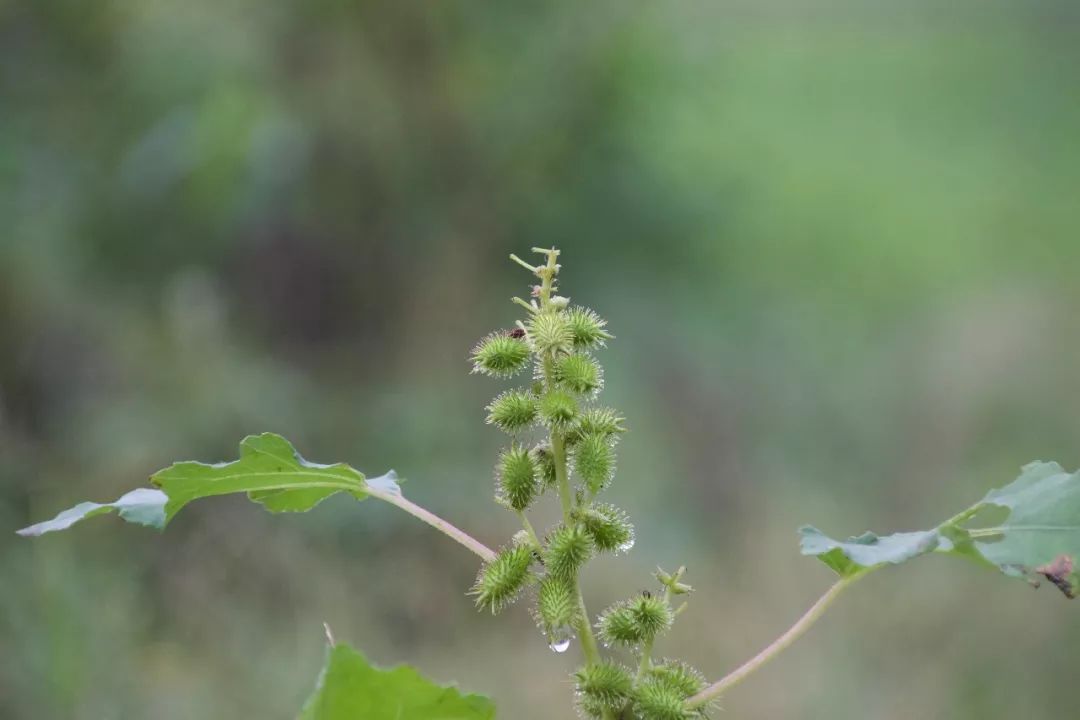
[547,625,574,653]
[616,531,636,555]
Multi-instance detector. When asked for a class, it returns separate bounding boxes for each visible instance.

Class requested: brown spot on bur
[507,328,526,339]
[1035,555,1077,599]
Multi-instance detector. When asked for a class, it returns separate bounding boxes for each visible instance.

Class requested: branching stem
[684,573,865,710]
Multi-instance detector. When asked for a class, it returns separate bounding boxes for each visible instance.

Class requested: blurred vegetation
[2,1,1079,718]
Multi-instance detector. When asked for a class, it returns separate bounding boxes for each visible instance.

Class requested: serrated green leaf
[299,642,495,720]
[17,434,401,536]
[801,461,1080,598]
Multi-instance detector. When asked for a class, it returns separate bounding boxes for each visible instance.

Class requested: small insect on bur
[508,328,526,339]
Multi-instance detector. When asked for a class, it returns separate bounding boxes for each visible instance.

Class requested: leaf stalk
[684,573,865,710]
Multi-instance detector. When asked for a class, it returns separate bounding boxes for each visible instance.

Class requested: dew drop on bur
[548,626,573,653]
[549,637,571,653]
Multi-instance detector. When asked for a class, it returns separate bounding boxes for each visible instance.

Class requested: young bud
[539,388,578,428]
[566,306,613,349]
[470,545,535,613]
[470,333,530,377]
[545,524,593,581]
[535,575,579,633]
[552,353,603,394]
[496,446,539,511]
[527,311,574,356]
[572,432,616,494]
[574,661,633,717]
[655,566,693,595]
[578,503,634,553]
[597,594,673,647]
[485,389,538,433]
[566,407,626,445]
[531,443,558,490]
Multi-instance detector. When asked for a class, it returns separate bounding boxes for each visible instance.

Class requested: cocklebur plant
[17,247,1080,720]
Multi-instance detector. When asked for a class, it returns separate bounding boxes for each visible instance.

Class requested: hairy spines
[486,389,538,433]
[545,523,593,581]
[572,432,616,494]
[633,660,711,719]
[535,575,579,635]
[597,593,673,648]
[566,306,613,349]
[566,407,626,445]
[553,353,603,394]
[539,388,579,428]
[470,333,530,377]
[574,661,633,718]
[497,445,539,511]
[527,311,574,356]
[531,443,558,490]
[470,545,535,613]
[577,503,634,553]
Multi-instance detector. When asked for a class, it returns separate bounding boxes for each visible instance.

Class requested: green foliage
[469,333,530,378]
[485,389,538,433]
[801,461,1080,598]
[470,544,535,614]
[17,433,397,535]
[300,642,495,720]
[496,446,539,512]
[15,488,168,536]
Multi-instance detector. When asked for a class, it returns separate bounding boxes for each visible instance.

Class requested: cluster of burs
[468,248,711,720]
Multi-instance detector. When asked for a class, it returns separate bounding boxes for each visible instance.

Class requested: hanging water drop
[549,636,571,653]
[547,625,574,653]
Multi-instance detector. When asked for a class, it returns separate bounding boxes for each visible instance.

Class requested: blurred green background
[3,1,1079,718]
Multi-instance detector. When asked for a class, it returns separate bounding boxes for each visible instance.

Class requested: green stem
[552,431,574,520]
[684,573,864,710]
[633,582,675,685]
[533,248,607,718]
[517,510,542,549]
[368,487,497,563]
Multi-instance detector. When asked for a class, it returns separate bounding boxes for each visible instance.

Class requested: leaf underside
[17,433,399,536]
[801,461,1080,598]
[300,642,495,720]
